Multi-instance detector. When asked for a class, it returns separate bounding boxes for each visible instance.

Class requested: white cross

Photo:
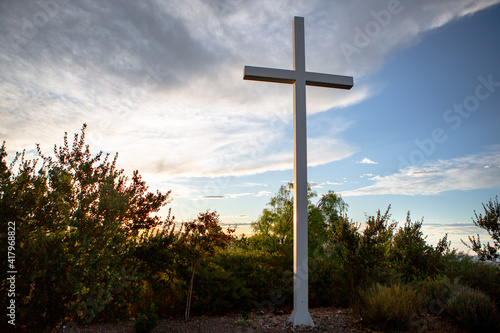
[243,16,353,327]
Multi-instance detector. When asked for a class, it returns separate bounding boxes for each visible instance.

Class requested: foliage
[0,125,170,328]
[308,256,346,307]
[178,211,234,320]
[251,184,293,253]
[358,207,397,282]
[445,285,498,331]
[3,126,499,331]
[462,196,500,260]
[359,283,424,331]
[133,304,160,333]
[251,183,347,256]
[190,245,292,315]
[131,221,186,317]
[390,213,450,281]
[237,310,254,327]
[442,252,500,307]
[420,275,457,311]
[328,206,396,297]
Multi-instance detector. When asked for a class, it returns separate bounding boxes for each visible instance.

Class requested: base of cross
[288,308,315,327]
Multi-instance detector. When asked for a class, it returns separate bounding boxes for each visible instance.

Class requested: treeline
[1,125,499,332]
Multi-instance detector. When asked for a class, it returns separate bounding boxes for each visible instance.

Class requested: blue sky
[1,0,499,251]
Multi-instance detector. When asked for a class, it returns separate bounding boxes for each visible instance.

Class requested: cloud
[226,192,254,199]
[358,158,378,165]
[241,182,269,187]
[342,149,500,196]
[1,0,499,178]
[221,214,249,219]
[326,181,345,186]
[201,192,261,199]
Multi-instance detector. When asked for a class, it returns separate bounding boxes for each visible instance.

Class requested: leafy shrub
[328,206,397,296]
[443,253,500,307]
[445,285,498,331]
[390,213,449,281]
[191,247,292,315]
[419,275,458,314]
[359,283,424,331]
[132,225,186,317]
[0,126,171,329]
[134,304,159,333]
[309,256,343,307]
[422,275,453,300]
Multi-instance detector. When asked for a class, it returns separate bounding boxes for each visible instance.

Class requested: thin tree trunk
[185,262,197,321]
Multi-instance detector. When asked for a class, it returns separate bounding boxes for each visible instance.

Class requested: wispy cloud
[221,214,249,219]
[201,191,271,199]
[342,148,500,196]
[201,195,226,199]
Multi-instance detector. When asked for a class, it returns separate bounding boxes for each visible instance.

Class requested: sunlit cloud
[1,0,499,180]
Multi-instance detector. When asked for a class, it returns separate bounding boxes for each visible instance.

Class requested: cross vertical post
[290,16,313,327]
[243,16,353,327]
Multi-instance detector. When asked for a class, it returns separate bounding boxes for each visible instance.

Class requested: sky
[1,0,500,252]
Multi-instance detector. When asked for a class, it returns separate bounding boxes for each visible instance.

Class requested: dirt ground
[62,307,466,333]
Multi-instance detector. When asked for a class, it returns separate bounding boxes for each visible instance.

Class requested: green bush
[445,285,498,331]
[390,214,448,281]
[419,276,457,313]
[133,304,159,333]
[443,253,500,307]
[0,126,170,329]
[309,256,343,307]
[190,247,292,315]
[359,283,424,331]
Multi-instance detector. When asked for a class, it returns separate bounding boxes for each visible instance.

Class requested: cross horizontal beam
[244,65,353,89]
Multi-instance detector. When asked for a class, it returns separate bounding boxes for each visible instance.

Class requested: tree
[0,124,172,328]
[328,206,396,292]
[178,211,234,321]
[391,212,450,281]
[251,183,348,255]
[462,196,500,260]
